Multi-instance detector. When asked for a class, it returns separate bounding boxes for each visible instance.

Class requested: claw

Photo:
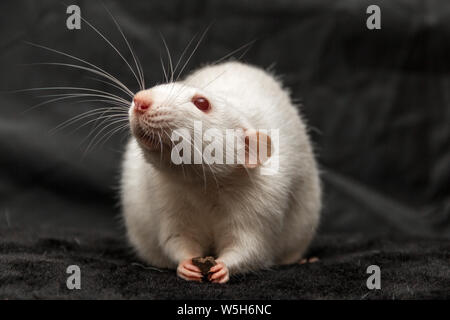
[299,256,320,264]
[177,258,203,282]
[208,261,229,284]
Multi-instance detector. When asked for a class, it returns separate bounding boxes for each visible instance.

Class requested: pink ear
[244,129,272,168]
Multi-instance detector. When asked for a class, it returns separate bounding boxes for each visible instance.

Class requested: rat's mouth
[133,125,171,152]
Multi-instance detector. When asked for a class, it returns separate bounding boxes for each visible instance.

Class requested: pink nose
[134,97,152,114]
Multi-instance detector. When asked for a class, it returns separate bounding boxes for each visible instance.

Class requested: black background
[0,0,449,299]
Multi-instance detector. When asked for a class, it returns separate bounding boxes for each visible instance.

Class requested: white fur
[121,61,321,275]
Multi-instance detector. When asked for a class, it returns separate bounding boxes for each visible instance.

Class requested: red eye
[192,96,210,111]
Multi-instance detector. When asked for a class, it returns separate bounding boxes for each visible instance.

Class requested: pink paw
[208,261,229,284]
[299,256,320,264]
[177,258,203,282]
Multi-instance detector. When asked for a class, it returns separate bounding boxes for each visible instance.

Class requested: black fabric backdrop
[0,0,449,299]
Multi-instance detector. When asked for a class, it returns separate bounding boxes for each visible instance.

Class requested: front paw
[208,261,229,284]
[177,258,203,282]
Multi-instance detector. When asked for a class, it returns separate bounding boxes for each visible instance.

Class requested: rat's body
[121,61,321,283]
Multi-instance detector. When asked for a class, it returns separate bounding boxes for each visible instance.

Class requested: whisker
[164,82,187,108]
[89,121,130,149]
[103,3,145,90]
[160,53,169,83]
[22,62,134,97]
[26,90,130,106]
[85,104,128,134]
[135,56,146,89]
[211,39,256,66]
[160,33,174,83]
[158,131,163,165]
[154,123,166,167]
[173,32,198,76]
[159,32,199,106]
[163,129,207,186]
[83,115,127,148]
[200,70,227,90]
[23,42,133,96]
[20,92,128,114]
[163,129,220,191]
[84,117,129,154]
[34,93,129,108]
[87,76,134,99]
[84,110,129,141]
[175,24,212,82]
[74,11,142,90]
[104,123,130,146]
[17,85,130,103]
[70,98,129,108]
[35,94,126,106]
[69,112,128,135]
[21,95,83,114]
[159,35,179,104]
[50,107,127,134]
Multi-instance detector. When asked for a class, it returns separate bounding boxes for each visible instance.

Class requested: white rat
[120,61,321,283]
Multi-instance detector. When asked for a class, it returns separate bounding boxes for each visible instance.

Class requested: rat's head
[129,82,272,180]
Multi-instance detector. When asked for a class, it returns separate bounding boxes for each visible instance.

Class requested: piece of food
[192,256,217,280]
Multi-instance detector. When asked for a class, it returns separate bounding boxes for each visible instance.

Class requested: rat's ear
[244,129,272,169]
